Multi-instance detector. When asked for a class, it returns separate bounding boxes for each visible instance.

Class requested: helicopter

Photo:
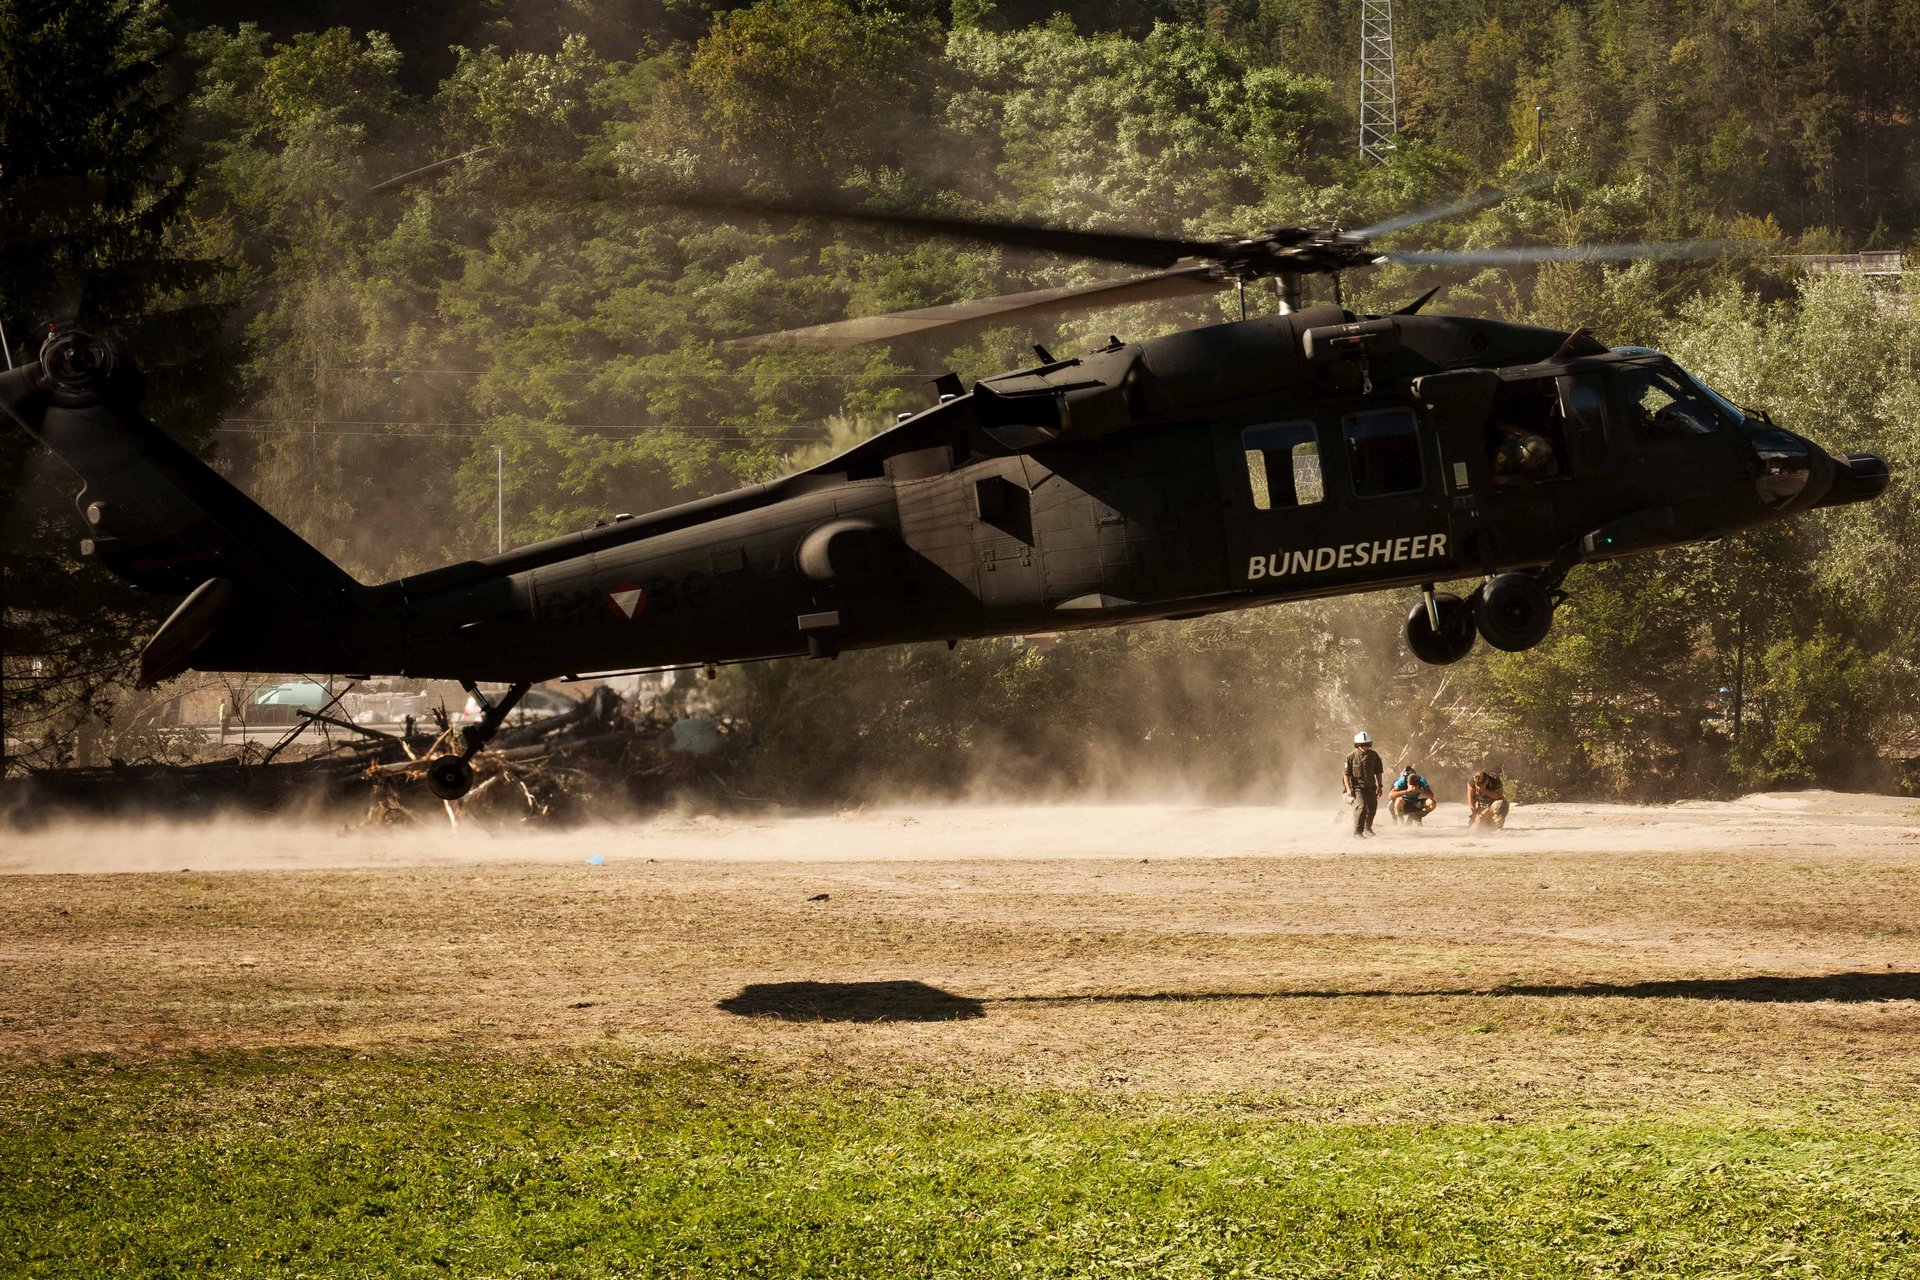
[0,191,1890,799]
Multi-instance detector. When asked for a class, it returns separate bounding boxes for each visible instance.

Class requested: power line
[219,426,833,441]
[211,430,824,444]
[246,365,948,380]
[216,428,482,439]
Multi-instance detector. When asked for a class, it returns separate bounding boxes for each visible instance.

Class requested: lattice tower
[1359,0,1399,165]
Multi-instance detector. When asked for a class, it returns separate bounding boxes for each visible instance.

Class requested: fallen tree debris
[1,688,754,827]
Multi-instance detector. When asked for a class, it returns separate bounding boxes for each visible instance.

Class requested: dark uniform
[1345,746,1384,836]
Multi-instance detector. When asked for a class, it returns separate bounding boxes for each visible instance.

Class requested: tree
[0,0,238,766]
[685,0,942,180]
[32,0,1912,798]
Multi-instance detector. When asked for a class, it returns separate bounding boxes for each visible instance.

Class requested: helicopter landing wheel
[1473,573,1556,652]
[1404,592,1476,665]
[426,755,476,801]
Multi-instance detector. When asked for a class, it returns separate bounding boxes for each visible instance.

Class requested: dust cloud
[5,791,1913,876]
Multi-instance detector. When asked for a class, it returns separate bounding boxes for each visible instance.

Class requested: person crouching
[1388,764,1436,824]
[1468,767,1510,829]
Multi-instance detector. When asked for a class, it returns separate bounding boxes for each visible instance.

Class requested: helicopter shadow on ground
[993,972,1920,1007]
[718,980,986,1023]
[716,974,1920,1023]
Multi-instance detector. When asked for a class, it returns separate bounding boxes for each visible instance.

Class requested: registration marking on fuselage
[1246,532,1449,582]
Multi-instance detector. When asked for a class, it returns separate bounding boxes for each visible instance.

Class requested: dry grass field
[6,793,1920,1275]
[6,792,1920,1116]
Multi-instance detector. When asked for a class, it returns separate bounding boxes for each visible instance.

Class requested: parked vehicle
[248,680,333,725]
[453,687,578,727]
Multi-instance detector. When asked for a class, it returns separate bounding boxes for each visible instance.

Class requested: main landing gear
[1404,509,1676,666]
[1405,574,1561,666]
[1403,588,1477,665]
[1473,573,1557,652]
[425,680,530,801]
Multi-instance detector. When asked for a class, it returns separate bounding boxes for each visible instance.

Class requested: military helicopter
[0,191,1889,799]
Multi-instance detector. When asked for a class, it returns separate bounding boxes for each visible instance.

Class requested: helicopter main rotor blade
[1349,187,1516,241]
[1385,239,1755,267]
[667,194,1222,269]
[735,264,1228,349]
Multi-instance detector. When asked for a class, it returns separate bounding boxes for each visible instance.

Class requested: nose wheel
[425,680,530,800]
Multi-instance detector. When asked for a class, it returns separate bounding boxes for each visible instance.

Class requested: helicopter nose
[1814,451,1891,508]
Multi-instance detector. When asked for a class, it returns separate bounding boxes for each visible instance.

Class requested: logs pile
[1,688,750,827]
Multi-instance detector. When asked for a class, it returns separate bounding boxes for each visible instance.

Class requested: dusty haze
[5,791,1903,876]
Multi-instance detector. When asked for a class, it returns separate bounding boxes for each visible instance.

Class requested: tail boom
[0,335,384,684]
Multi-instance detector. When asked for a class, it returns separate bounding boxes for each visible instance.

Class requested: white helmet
[1353,731,1372,746]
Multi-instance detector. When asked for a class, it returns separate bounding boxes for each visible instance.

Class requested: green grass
[4,1053,1918,1278]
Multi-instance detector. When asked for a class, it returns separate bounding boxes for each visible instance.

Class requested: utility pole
[0,315,12,777]
[1359,0,1399,166]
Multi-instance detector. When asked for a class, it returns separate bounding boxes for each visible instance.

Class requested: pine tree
[0,0,238,766]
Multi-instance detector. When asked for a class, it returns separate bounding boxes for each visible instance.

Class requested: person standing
[1343,731,1384,837]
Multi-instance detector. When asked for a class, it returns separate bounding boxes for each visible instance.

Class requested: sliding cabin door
[1218,404,1451,594]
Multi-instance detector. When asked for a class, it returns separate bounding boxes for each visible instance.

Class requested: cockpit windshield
[1683,371,1747,429]
[1611,347,1746,434]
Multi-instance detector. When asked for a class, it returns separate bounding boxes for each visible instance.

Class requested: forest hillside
[4,0,1918,799]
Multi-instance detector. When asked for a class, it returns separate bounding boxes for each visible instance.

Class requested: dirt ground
[5,792,1919,1120]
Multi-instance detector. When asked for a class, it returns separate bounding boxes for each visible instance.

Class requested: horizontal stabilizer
[139,577,237,688]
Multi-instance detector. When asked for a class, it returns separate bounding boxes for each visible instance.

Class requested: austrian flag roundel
[606,582,647,620]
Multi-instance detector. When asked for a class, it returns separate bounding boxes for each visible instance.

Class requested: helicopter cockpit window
[1622,365,1723,438]
[1242,421,1323,510]
[1749,427,1814,508]
[1562,379,1607,433]
[1343,409,1425,498]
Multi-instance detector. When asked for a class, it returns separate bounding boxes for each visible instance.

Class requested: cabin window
[1487,378,1571,486]
[1622,366,1721,438]
[1242,421,1323,510]
[1343,409,1424,497]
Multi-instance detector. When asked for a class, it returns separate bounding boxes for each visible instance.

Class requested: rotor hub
[1201,229,1381,282]
[39,328,119,395]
